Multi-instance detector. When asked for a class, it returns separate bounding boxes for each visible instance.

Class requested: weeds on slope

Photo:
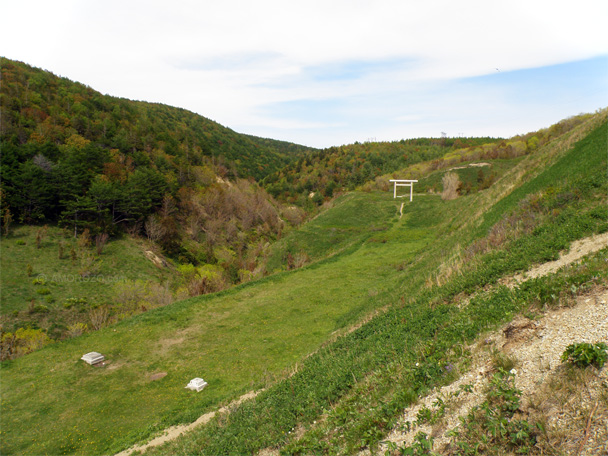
[144,248,607,455]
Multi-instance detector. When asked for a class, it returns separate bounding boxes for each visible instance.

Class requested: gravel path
[378,234,608,455]
[114,390,262,456]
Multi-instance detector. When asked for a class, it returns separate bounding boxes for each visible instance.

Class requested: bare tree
[95,233,109,255]
[441,172,460,200]
[145,215,166,242]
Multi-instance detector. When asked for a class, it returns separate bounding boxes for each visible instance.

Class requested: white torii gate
[389,179,418,201]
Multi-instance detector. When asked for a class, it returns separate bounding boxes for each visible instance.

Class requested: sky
[2,0,607,148]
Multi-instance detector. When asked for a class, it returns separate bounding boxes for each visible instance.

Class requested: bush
[67,322,88,338]
[31,304,50,314]
[561,342,608,368]
[1,327,52,360]
[62,297,88,309]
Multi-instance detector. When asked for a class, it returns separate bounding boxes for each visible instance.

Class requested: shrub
[2,206,13,236]
[66,322,88,338]
[0,327,52,360]
[77,228,91,249]
[35,225,48,249]
[63,297,88,309]
[78,252,101,277]
[561,342,608,368]
[95,233,109,255]
[187,264,228,296]
[113,280,173,311]
[31,304,50,314]
[88,306,109,330]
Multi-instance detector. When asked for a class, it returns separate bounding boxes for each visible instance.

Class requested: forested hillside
[0,57,313,272]
[262,110,599,205]
[0,58,312,180]
[0,58,318,348]
[261,137,500,204]
[0,57,312,238]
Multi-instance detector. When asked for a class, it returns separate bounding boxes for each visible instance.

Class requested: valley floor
[115,233,608,456]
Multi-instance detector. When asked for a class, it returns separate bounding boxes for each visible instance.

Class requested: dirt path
[114,390,262,456]
[376,233,608,455]
[512,231,608,283]
[377,288,608,455]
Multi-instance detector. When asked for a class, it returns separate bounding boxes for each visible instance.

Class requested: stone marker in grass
[81,352,105,365]
[186,378,208,392]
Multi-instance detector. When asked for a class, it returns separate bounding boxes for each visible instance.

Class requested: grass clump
[444,370,541,455]
[561,342,608,369]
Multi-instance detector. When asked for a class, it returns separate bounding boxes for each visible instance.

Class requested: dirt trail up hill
[115,390,262,456]
[116,233,607,456]
[376,232,608,455]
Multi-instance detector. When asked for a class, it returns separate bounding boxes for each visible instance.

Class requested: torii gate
[389,179,418,201]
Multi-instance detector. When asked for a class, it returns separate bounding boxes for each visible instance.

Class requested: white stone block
[186,377,208,392]
[81,352,105,365]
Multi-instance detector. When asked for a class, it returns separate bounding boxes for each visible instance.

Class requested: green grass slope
[265,191,395,272]
[0,114,606,456]
[1,191,433,455]
[1,226,174,338]
[141,117,606,456]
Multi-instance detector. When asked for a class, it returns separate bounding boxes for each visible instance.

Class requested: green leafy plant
[396,432,438,455]
[446,369,540,455]
[561,342,608,368]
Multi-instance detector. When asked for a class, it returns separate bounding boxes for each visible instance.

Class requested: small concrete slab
[186,378,208,392]
[81,352,105,365]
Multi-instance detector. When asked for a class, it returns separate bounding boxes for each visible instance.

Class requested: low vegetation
[561,342,608,369]
[1,57,607,456]
[0,225,175,357]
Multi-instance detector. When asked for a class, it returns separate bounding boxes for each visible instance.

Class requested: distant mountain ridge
[0,57,313,181]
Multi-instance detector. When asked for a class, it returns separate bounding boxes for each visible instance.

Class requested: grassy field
[139,118,607,456]
[1,190,445,455]
[265,191,396,272]
[1,114,606,455]
[1,226,174,339]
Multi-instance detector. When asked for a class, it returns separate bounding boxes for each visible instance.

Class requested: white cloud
[2,0,607,147]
